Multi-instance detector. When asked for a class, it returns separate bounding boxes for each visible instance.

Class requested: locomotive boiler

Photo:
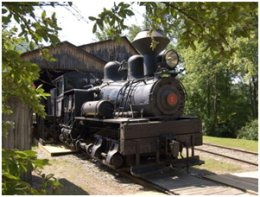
[43,30,203,171]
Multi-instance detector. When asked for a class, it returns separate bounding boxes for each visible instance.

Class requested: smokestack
[132,30,170,77]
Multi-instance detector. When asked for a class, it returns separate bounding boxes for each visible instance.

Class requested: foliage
[2,149,61,195]
[2,2,61,50]
[90,2,257,57]
[237,119,258,141]
[228,36,258,118]
[203,136,258,152]
[2,2,63,117]
[94,26,120,41]
[2,2,63,194]
[127,25,142,42]
[89,2,134,41]
[180,41,256,137]
[2,29,49,118]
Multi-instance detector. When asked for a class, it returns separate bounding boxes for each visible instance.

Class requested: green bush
[237,119,258,140]
[2,149,61,195]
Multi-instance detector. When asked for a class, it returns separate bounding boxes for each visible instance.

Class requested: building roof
[22,37,138,73]
[22,41,106,73]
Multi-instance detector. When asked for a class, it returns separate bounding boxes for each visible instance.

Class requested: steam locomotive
[41,30,202,171]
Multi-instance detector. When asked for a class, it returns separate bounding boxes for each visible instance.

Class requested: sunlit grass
[203,136,258,153]
[194,157,242,173]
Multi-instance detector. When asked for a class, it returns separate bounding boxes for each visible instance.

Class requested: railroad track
[203,143,258,156]
[195,143,258,166]
[117,144,258,195]
[117,166,257,195]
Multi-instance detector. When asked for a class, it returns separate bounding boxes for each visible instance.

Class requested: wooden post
[2,97,33,183]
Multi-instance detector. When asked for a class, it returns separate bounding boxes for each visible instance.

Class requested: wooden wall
[3,97,32,150]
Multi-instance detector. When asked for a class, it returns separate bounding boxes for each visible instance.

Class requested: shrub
[2,149,61,195]
[237,119,258,140]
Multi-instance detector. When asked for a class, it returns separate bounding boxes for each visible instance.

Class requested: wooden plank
[38,142,78,156]
[204,174,258,194]
[181,186,245,195]
[142,168,218,192]
[211,188,245,195]
[3,98,32,150]
[140,167,248,195]
[178,186,227,195]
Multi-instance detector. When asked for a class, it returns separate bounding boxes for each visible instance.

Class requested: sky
[41,1,145,46]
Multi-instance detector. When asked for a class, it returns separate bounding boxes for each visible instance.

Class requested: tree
[180,42,253,137]
[2,2,64,194]
[228,36,258,118]
[90,2,134,41]
[89,2,257,58]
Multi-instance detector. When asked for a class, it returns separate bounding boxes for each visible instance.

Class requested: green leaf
[45,173,54,180]
[2,16,11,24]
[2,8,8,14]
[2,172,20,181]
[93,23,97,33]
[125,9,134,16]
[97,19,104,30]
[88,16,97,21]
[41,10,46,19]
[33,159,49,168]
[29,41,35,50]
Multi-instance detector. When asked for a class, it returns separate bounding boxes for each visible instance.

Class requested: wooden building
[3,37,138,150]
[80,37,138,62]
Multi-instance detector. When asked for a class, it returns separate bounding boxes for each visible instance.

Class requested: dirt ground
[32,145,257,195]
[32,146,163,195]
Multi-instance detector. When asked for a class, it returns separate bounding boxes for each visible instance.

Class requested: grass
[194,157,242,173]
[203,136,258,153]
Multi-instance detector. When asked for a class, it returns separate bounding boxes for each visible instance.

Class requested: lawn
[194,157,242,174]
[203,136,258,153]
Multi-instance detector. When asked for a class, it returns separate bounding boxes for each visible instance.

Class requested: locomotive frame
[75,116,202,170]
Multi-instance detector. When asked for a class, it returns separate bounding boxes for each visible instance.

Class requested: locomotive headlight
[164,50,179,69]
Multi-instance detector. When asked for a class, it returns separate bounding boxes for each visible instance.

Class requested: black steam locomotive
[41,30,202,171]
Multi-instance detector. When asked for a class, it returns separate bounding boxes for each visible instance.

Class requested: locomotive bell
[132,30,170,77]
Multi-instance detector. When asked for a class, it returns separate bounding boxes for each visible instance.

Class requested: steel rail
[203,143,258,156]
[195,148,258,166]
